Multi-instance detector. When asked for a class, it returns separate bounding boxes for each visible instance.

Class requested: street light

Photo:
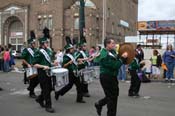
[79,0,86,42]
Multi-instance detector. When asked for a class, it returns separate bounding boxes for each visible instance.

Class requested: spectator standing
[0,47,5,71]
[163,44,175,82]
[3,48,10,72]
[89,46,96,56]
[55,49,63,67]
[89,46,96,66]
[135,44,144,63]
[150,49,162,79]
[93,46,101,66]
[8,44,15,70]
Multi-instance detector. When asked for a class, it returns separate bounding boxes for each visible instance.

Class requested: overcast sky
[138,0,175,21]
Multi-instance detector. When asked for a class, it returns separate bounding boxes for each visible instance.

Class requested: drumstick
[49,66,60,70]
[43,66,60,70]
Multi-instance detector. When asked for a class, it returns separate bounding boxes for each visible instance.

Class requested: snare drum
[25,67,38,79]
[51,68,69,91]
[79,68,94,84]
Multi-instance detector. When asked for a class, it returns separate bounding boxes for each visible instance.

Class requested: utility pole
[102,0,107,45]
[79,0,86,42]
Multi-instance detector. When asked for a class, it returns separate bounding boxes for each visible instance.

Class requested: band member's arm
[51,61,59,67]
[88,53,100,62]
[34,64,49,70]
[32,50,50,70]
[100,52,128,70]
[101,57,123,70]
[75,52,88,62]
[62,56,73,68]
[22,60,31,68]
[76,54,88,64]
[63,60,73,68]
[77,58,89,62]
[21,49,31,67]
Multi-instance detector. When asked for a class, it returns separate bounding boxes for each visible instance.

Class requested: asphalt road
[0,71,175,116]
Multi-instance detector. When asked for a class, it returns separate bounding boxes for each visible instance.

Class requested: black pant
[98,74,119,116]
[81,83,89,94]
[24,70,29,84]
[129,70,141,95]
[56,72,83,101]
[37,69,52,108]
[163,70,166,78]
[27,76,39,94]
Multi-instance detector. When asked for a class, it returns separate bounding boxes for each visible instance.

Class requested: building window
[74,18,79,29]
[38,16,42,30]
[43,17,48,29]
[112,22,115,34]
[38,15,53,30]
[48,15,53,29]
[107,8,110,18]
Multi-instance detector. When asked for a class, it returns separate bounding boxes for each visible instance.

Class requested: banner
[138,20,175,31]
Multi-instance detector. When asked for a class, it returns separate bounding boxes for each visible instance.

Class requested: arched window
[48,17,53,30]
[9,20,24,51]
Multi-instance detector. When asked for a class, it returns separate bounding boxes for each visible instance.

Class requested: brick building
[0,0,138,51]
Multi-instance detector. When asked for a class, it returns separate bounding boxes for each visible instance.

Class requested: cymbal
[118,43,135,64]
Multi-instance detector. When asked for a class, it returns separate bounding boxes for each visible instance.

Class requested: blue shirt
[163,50,175,63]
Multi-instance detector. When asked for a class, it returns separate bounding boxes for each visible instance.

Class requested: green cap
[27,39,36,44]
[64,44,74,50]
[39,37,49,44]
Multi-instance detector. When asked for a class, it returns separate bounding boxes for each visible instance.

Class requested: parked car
[12,50,22,59]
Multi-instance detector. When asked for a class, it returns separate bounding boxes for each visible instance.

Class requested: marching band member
[128,51,141,97]
[76,41,91,97]
[94,38,128,116]
[21,31,39,98]
[55,43,85,103]
[33,37,55,113]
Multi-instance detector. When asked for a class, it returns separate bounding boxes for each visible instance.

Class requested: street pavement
[0,71,175,116]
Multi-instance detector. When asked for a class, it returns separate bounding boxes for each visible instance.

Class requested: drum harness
[23,48,35,82]
[66,53,80,77]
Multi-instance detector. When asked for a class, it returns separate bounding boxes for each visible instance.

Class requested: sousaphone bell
[118,43,135,64]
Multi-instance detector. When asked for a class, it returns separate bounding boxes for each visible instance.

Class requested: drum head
[118,43,135,64]
[52,68,68,74]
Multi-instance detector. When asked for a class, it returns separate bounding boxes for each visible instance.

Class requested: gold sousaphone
[118,43,135,64]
